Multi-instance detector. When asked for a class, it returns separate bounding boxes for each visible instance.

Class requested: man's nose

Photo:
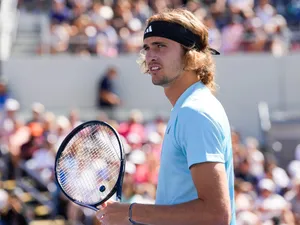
[146,51,158,63]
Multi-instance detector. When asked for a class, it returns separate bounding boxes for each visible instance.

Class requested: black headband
[143,20,220,55]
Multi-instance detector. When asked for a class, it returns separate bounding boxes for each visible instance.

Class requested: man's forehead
[143,37,177,45]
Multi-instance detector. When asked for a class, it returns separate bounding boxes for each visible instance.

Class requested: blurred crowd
[233,132,300,225]
[41,0,300,56]
[0,95,164,224]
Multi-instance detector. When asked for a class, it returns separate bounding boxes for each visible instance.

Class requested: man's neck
[164,71,199,106]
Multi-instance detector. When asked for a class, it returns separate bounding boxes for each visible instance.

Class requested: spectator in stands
[228,0,254,16]
[20,122,44,161]
[245,137,265,179]
[41,111,56,139]
[241,16,268,52]
[285,0,300,27]
[26,102,45,126]
[266,14,291,56]
[134,183,156,204]
[285,177,300,224]
[150,0,169,13]
[27,134,56,170]
[255,178,295,224]
[292,179,300,224]
[0,78,10,112]
[97,66,121,117]
[234,179,261,225]
[131,0,152,24]
[236,211,261,225]
[0,189,28,225]
[203,15,222,53]
[232,130,253,177]
[122,162,139,203]
[235,179,256,215]
[143,144,160,186]
[54,115,71,151]
[221,14,245,53]
[82,2,119,56]
[121,18,144,53]
[263,159,290,194]
[50,0,73,24]
[0,99,22,147]
[144,131,163,159]
[118,109,145,141]
[68,109,82,129]
[49,21,71,54]
[128,149,148,184]
[255,0,276,25]
[0,99,29,177]
[235,158,259,188]
[123,159,157,204]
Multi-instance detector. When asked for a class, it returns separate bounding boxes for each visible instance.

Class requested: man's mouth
[149,64,161,72]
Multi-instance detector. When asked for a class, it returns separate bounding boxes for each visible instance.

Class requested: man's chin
[152,81,161,86]
[152,79,168,87]
[151,73,169,86]
[151,77,162,86]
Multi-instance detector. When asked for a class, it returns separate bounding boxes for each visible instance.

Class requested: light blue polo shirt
[155,82,236,224]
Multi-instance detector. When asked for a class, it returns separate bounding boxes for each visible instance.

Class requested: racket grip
[117,192,123,202]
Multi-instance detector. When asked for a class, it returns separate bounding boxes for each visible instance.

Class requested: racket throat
[74,200,98,211]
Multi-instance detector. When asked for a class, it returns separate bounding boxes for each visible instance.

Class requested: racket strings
[57,124,122,204]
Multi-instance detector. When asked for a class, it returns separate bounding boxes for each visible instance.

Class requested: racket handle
[116,183,122,202]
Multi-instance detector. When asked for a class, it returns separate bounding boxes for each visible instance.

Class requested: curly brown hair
[137,8,217,93]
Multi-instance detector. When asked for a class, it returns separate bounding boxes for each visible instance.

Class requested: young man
[96,8,236,225]
[97,66,121,118]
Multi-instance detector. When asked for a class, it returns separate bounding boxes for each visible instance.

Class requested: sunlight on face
[143,37,185,87]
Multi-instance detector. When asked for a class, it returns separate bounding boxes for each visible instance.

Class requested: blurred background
[0,0,300,224]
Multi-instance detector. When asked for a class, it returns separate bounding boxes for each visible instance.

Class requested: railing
[0,0,19,61]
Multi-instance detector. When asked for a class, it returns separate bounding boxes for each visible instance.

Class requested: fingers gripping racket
[54,120,126,211]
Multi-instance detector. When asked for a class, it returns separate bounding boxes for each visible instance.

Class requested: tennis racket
[54,120,126,211]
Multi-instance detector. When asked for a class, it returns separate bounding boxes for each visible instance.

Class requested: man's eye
[157,44,164,48]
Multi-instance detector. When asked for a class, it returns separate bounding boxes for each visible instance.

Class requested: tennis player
[96,8,236,225]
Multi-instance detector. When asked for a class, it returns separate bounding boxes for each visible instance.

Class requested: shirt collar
[172,81,207,112]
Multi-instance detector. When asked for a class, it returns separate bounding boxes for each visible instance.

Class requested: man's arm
[100,90,121,105]
[131,162,231,225]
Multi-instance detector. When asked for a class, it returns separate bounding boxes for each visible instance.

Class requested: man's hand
[96,201,132,225]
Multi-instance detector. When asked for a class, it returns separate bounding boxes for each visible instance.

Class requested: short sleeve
[176,107,225,168]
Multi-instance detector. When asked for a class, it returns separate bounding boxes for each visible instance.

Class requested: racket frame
[54,120,126,211]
